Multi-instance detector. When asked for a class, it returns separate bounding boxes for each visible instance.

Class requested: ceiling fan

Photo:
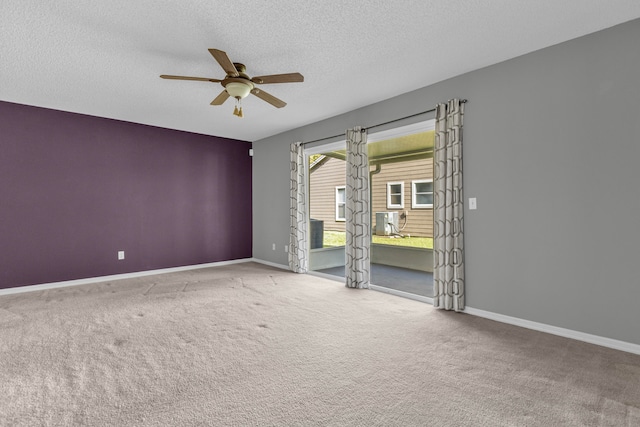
[160,49,304,117]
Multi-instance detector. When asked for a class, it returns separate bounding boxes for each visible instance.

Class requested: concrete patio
[316,263,433,298]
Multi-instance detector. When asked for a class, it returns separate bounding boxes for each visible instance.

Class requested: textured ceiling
[2,1,640,142]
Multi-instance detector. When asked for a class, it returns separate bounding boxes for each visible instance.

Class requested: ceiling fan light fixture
[160,48,302,111]
[225,82,252,99]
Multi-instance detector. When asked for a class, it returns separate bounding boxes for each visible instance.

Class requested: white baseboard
[5,259,637,356]
[0,258,253,297]
[464,306,640,356]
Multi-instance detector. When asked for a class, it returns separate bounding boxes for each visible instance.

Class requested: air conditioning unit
[375,212,399,236]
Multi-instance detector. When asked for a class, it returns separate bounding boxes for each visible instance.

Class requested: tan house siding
[309,156,433,237]
[371,157,433,237]
[309,156,346,232]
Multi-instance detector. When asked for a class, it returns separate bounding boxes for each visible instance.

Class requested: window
[412,179,433,208]
[335,186,346,221]
[386,182,404,209]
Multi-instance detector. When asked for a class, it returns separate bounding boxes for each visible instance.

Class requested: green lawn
[322,230,433,249]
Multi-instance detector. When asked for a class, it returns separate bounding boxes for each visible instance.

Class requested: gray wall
[253,19,640,345]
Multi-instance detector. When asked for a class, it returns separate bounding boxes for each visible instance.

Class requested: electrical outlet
[469,198,477,210]
[118,250,125,260]
[272,243,276,251]
[284,245,288,253]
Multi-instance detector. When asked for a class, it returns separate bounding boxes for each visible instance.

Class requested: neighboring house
[309,156,433,237]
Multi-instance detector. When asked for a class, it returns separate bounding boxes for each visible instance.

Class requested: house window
[386,182,404,209]
[335,186,346,221]
[412,179,433,208]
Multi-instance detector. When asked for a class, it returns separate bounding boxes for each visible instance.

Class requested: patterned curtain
[345,127,371,289]
[289,142,308,273]
[433,99,465,311]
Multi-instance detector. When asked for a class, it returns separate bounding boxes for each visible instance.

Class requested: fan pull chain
[233,98,244,118]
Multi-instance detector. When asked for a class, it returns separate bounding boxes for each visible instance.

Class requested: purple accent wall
[0,101,252,289]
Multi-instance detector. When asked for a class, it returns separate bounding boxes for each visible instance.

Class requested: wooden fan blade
[210,90,230,105]
[251,73,304,84]
[208,49,238,77]
[160,74,222,82]
[251,88,286,108]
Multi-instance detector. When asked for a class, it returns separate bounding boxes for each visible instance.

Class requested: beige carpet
[1,262,639,426]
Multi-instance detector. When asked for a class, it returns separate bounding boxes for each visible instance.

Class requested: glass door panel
[307,145,347,278]
[368,124,435,297]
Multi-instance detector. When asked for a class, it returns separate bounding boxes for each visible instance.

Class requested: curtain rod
[301,99,467,146]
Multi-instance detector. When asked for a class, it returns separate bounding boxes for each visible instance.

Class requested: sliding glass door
[305,121,435,299]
